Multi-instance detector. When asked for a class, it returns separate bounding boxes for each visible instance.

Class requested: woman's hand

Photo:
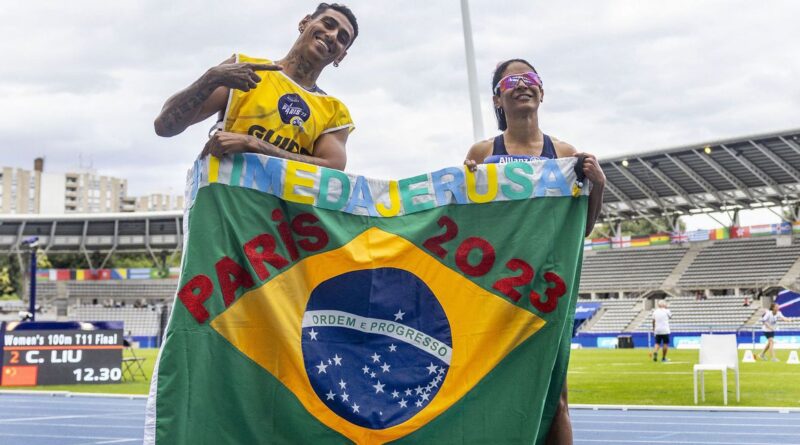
[575,152,605,187]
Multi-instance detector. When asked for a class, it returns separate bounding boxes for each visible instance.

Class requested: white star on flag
[316,361,328,374]
[427,363,438,374]
[362,365,370,374]
[381,362,391,373]
[341,392,349,402]
[421,392,430,401]
[308,329,318,340]
[352,403,360,413]
[405,388,413,396]
[415,400,423,407]
[391,390,400,399]
[415,385,423,395]
[339,379,347,389]
[332,354,342,366]
[399,399,408,408]
[394,309,405,321]
[389,344,397,352]
[373,381,385,393]
[326,390,336,400]
[370,372,376,378]
[371,352,381,363]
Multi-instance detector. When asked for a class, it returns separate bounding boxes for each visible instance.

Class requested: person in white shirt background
[759,303,795,362]
[651,300,672,363]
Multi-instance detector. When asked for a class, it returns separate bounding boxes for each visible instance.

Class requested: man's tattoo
[162,87,213,132]
[280,52,317,87]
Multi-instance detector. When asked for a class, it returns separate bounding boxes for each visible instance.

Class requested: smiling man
[154,3,358,170]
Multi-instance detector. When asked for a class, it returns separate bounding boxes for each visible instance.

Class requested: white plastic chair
[693,334,739,405]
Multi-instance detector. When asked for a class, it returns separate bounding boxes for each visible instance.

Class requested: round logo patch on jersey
[301,267,452,429]
[278,93,311,128]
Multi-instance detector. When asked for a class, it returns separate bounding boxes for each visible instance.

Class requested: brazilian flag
[145,153,588,444]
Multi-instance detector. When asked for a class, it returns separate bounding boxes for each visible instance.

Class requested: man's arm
[154,56,282,137]
[554,140,606,237]
[201,127,349,170]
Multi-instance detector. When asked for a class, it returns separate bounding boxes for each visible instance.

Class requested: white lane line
[571,413,800,421]
[0,411,142,423]
[0,433,138,441]
[570,370,800,376]
[9,422,143,430]
[0,398,145,407]
[575,428,798,437]
[575,440,800,445]
[573,419,800,428]
[0,405,142,413]
[87,439,141,444]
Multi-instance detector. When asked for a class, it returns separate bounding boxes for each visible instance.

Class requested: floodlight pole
[28,244,37,321]
[460,0,485,142]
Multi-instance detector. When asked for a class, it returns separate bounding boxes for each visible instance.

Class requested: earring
[333,61,339,67]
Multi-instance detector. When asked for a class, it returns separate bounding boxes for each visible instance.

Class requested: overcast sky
[2,1,798,228]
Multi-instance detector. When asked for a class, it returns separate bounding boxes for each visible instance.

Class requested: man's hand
[202,131,259,158]
[204,62,283,92]
[575,152,605,187]
[463,159,479,172]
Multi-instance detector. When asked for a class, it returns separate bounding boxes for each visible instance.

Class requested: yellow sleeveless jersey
[223,53,354,156]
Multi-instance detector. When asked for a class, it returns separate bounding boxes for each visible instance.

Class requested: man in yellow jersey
[154,3,357,170]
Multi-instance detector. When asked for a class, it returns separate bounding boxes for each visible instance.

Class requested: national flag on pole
[612,235,631,248]
[688,229,710,242]
[145,154,590,445]
[775,222,792,235]
[730,226,750,239]
[649,233,670,245]
[591,237,611,250]
[750,224,773,237]
[709,227,729,240]
[670,231,688,243]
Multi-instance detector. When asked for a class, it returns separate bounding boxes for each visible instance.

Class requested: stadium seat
[122,339,148,382]
[693,334,739,405]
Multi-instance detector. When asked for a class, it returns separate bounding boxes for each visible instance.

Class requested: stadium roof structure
[598,128,800,225]
[0,211,182,267]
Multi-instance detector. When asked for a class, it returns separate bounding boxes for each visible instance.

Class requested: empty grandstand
[579,298,641,333]
[580,245,688,294]
[678,236,800,289]
[633,295,760,333]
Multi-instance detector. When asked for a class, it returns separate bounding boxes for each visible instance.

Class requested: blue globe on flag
[301,267,452,429]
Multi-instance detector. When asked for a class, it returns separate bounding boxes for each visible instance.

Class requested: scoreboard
[1,322,124,386]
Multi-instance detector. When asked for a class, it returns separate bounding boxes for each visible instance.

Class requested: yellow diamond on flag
[211,227,545,444]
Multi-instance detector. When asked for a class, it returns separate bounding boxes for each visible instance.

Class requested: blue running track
[1,393,799,444]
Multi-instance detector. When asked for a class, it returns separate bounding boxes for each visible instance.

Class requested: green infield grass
[568,348,800,407]
[4,348,799,407]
